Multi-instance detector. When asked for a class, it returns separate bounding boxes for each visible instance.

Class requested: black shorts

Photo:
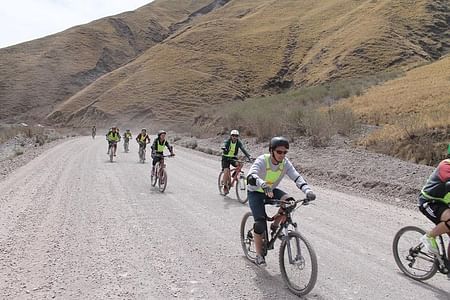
[222,156,238,170]
[418,196,450,225]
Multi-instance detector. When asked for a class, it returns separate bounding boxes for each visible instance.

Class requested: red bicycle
[218,158,251,203]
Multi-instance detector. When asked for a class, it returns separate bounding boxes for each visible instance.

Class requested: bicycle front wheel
[151,163,159,187]
[109,147,114,162]
[279,231,318,297]
[218,171,226,195]
[240,212,257,262]
[158,168,167,193]
[392,226,438,281]
[235,174,248,204]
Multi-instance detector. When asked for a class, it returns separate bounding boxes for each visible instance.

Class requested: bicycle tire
[158,168,167,193]
[151,163,159,187]
[240,212,257,262]
[109,146,114,162]
[279,231,318,297]
[235,174,248,204]
[218,171,226,195]
[392,226,438,281]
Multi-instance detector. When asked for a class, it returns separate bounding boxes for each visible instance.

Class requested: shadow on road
[395,271,449,299]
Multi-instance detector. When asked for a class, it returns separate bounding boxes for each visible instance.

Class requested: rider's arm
[238,140,251,159]
[246,155,266,189]
[165,140,174,154]
[222,139,230,155]
[284,158,313,194]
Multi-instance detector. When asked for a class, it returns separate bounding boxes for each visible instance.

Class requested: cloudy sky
[0,0,154,48]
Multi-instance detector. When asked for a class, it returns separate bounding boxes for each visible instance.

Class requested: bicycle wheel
[392,226,438,280]
[109,146,114,162]
[235,173,248,204]
[279,231,318,297]
[240,212,258,262]
[218,171,226,195]
[158,168,167,193]
[151,163,159,187]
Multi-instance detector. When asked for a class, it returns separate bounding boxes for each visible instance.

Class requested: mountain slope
[48,0,450,127]
[0,0,214,123]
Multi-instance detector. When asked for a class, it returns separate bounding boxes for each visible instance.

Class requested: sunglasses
[275,150,288,155]
[231,134,239,137]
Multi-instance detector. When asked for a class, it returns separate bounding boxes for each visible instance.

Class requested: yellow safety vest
[224,142,237,158]
[157,140,166,152]
[257,154,285,193]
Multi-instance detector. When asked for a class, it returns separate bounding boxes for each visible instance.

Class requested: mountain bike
[124,138,130,153]
[240,197,318,296]
[393,225,449,280]
[138,142,148,163]
[218,158,251,203]
[151,154,174,192]
[108,142,117,162]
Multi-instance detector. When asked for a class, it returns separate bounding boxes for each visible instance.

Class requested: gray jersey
[247,154,312,194]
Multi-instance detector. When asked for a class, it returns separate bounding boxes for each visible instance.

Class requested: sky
[0,0,154,48]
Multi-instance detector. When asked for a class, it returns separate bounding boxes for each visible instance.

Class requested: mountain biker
[136,128,150,147]
[106,126,121,156]
[91,125,96,139]
[123,129,132,151]
[221,130,252,195]
[419,143,450,260]
[151,130,175,176]
[246,136,316,266]
[123,129,132,142]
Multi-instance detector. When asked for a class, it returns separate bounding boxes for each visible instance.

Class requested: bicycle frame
[434,235,449,273]
[262,199,308,258]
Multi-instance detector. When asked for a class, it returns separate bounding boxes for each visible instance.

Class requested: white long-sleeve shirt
[247,154,312,194]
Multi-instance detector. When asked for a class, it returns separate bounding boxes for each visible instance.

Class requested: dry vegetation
[336,55,450,164]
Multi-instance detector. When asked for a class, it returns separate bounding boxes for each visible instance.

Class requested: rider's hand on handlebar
[306,190,316,201]
[261,182,273,198]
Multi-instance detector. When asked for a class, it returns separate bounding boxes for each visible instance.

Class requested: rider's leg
[152,156,159,175]
[248,191,266,257]
[113,143,117,156]
[270,191,289,230]
[427,209,450,237]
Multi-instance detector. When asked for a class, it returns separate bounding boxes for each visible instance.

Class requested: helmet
[158,130,167,136]
[112,126,117,129]
[230,129,239,136]
[141,128,147,131]
[269,136,289,150]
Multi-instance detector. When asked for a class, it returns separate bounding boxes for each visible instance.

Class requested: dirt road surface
[0,137,448,299]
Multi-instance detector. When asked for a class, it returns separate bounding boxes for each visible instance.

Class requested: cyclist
[246,136,316,266]
[151,130,175,176]
[91,125,96,139]
[123,129,132,151]
[136,128,151,159]
[106,126,121,156]
[221,129,251,195]
[419,143,450,260]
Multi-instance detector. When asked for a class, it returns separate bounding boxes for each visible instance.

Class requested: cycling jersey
[222,138,250,159]
[152,138,172,154]
[421,159,450,205]
[137,133,150,144]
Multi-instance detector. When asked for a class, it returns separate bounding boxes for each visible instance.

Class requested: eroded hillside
[47,0,449,127]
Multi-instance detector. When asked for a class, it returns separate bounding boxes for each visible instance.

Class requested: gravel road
[0,137,448,299]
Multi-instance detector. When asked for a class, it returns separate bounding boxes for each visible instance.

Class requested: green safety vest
[421,159,450,204]
[157,140,166,152]
[257,154,285,193]
[139,134,148,143]
[224,142,237,158]
[107,132,120,142]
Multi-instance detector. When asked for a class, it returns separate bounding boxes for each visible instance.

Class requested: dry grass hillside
[0,0,213,123]
[337,55,450,164]
[48,0,450,128]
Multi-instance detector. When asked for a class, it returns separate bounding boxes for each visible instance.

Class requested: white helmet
[230,129,239,136]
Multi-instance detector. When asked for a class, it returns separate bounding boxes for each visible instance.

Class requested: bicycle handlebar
[265,197,313,207]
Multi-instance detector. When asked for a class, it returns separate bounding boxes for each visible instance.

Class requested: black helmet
[158,130,167,136]
[269,136,289,150]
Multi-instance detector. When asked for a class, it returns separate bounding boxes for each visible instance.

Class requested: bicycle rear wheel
[279,231,317,297]
[235,173,248,204]
[240,212,257,262]
[218,171,226,195]
[151,163,159,187]
[392,226,438,280]
[158,168,167,193]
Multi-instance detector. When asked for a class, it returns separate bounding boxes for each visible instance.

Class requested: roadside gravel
[174,134,435,209]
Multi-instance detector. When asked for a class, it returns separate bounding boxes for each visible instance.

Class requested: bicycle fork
[285,225,304,266]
